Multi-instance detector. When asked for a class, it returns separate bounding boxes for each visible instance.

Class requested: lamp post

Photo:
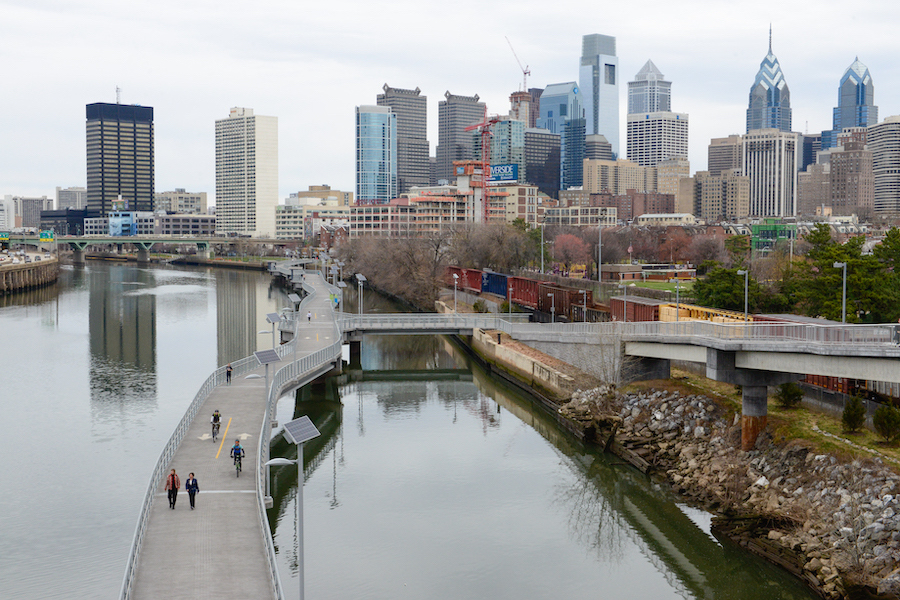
[265,416,321,600]
[338,261,344,283]
[834,261,847,323]
[618,283,628,323]
[540,222,545,274]
[579,289,587,322]
[737,269,749,322]
[675,279,681,323]
[598,214,603,285]
[452,273,459,314]
[337,281,347,332]
[355,273,367,315]
[548,293,555,324]
[508,285,513,319]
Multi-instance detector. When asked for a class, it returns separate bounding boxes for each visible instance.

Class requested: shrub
[873,404,900,442]
[472,299,490,313]
[842,395,867,433]
[774,382,804,408]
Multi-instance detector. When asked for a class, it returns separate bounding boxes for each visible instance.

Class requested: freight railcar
[508,276,539,309]
[481,271,509,297]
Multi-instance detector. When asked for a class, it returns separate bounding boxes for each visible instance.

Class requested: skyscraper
[524,128,560,199]
[474,118,525,184]
[86,102,154,217]
[868,116,900,215]
[708,135,743,177]
[214,107,279,237]
[376,84,429,194]
[436,91,484,183]
[355,105,397,204]
[746,30,791,133]
[536,82,584,190]
[742,129,798,216]
[822,58,878,150]
[628,60,670,114]
[579,34,619,155]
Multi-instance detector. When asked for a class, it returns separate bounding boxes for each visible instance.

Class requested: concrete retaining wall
[470,329,575,397]
[0,260,59,295]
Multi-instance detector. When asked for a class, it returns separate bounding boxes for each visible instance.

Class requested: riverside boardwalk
[127,271,339,600]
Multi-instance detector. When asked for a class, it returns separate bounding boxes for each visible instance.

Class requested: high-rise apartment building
[509,91,532,126]
[86,102,154,217]
[746,31,791,133]
[436,91,484,183]
[829,141,873,218]
[708,135,743,177]
[579,33,619,155]
[585,134,613,161]
[376,84,429,194]
[742,129,798,216]
[657,158,690,196]
[536,82,584,191]
[868,116,900,215]
[56,186,87,210]
[355,105,397,204]
[628,60,670,114]
[626,112,689,168]
[524,128,560,199]
[687,170,750,222]
[583,159,656,196]
[822,58,877,150]
[214,107,279,237]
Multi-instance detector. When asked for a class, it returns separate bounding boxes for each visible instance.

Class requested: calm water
[269,335,819,600]
[1,263,817,599]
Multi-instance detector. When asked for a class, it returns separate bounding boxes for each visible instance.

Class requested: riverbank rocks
[564,385,900,599]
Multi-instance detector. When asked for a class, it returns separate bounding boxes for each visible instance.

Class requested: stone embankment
[560,386,900,599]
[0,259,59,295]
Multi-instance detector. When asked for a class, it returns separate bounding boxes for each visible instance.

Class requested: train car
[481,271,509,298]
[609,295,667,322]
[657,302,749,324]
[508,276,539,309]
[460,268,482,294]
[446,266,464,288]
[537,283,590,320]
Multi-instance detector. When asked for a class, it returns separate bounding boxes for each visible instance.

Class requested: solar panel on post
[254,349,281,365]
[283,415,321,445]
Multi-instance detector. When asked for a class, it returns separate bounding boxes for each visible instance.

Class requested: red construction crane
[464,107,502,223]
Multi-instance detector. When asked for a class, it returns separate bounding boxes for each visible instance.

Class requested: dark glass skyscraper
[376,84,429,193]
[746,31,791,133]
[436,91,484,183]
[821,58,877,150]
[86,103,155,217]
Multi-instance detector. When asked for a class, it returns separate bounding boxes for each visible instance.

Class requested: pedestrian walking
[307,311,311,323]
[185,473,199,510]
[165,469,181,509]
[226,363,233,384]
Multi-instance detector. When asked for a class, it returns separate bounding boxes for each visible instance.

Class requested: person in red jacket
[164,469,181,509]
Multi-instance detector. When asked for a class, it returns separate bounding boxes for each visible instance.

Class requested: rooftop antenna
[116,86,121,104]
[505,36,530,92]
[768,24,772,53]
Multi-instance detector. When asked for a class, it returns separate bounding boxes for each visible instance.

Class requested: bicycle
[234,454,242,477]
[212,421,220,441]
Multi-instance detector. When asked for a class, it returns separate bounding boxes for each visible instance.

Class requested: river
[0,262,817,599]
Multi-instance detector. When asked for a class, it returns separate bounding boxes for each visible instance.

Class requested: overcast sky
[2,0,899,204]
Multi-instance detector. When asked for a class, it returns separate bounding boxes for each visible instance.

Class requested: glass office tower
[356,105,397,204]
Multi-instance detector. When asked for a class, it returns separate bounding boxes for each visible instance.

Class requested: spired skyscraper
[579,33,619,156]
[86,102,155,217]
[746,29,791,133]
[821,58,878,151]
[626,60,688,168]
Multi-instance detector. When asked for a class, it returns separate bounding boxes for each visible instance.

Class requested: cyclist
[211,410,221,441]
[230,439,245,473]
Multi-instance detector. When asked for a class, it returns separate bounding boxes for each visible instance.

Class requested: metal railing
[120,270,340,600]
[340,312,530,332]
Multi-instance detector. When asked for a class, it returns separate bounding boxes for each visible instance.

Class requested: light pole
[265,416,321,600]
[338,260,344,283]
[834,261,847,323]
[579,289,587,322]
[508,285,513,319]
[548,293,555,324]
[452,273,459,314]
[675,279,681,322]
[737,269,749,322]
[355,273,366,315]
[618,283,628,323]
[540,222,545,274]
[598,214,603,285]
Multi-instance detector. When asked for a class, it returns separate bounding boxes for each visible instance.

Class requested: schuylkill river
[0,261,817,599]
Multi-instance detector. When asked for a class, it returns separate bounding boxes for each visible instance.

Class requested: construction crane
[505,36,530,92]
[464,107,502,223]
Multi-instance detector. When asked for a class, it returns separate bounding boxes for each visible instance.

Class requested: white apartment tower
[215,107,278,237]
[742,128,798,217]
[626,61,688,168]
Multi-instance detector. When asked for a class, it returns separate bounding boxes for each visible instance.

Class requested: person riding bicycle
[230,439,244,463]
[211,410,222,439]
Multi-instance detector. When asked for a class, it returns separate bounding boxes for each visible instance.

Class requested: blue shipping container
[481,272,509,298]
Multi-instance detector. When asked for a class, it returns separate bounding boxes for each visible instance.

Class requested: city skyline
[3,0,900,204]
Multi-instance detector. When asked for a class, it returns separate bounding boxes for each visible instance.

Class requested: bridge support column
[349,340,362,369]
[741,386,769,451]
[72,248,85,265]
[136,247,150,263]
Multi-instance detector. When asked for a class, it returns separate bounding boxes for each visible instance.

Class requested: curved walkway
[126,270,340,600]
